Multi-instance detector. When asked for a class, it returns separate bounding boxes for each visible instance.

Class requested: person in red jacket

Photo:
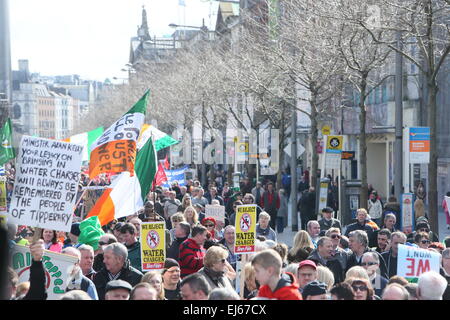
[179,225,208,278]
[252,249,303,300]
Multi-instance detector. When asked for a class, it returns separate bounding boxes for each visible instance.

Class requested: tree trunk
[310,97,319,189]
[359,76,368,210]
[277,109,286,190]
[427,81,438,233]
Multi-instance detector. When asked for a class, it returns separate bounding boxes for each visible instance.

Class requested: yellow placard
[140,222,166,271]
[234,204,256,254]
[322,125,331,136]
[326,135,343,151]
[0,214,7,227]
[0,179,6,213]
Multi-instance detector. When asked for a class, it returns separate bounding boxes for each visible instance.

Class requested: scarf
[204,267,226,287]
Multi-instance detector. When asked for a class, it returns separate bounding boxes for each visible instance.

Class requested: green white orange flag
[86,133,158,226]
[63,127,104,162]
[137,124,178,151]
[89,90,149,179]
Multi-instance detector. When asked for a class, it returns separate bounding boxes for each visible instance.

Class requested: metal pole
[291,107,298,232]
[394,31,403,201]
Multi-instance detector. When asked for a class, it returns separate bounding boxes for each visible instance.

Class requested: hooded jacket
[257,272,303,300]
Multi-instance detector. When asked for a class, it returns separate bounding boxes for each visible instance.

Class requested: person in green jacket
[119,223,142,273]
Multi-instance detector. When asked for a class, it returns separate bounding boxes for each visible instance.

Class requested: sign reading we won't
[9,136,83,232]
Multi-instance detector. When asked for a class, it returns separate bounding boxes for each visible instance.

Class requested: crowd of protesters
[3,165,450,301]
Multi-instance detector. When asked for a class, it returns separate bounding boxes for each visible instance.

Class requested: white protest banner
[9,136,83,232]
[205,205,225,223]
[397,244,440,282]
[11,244,78,300]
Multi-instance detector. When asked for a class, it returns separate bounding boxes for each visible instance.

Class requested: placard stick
[239,254,247,299]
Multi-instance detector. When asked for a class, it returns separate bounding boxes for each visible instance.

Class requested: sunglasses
[352,285,368,292]
[360,262,378,267]
[421,239,430,244]
[419,229,430,233]
[205,224,215,227]
[331,234,341,239]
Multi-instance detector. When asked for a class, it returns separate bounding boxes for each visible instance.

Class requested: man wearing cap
[318,207,341,236]
[302,280,329,300]
[93,242,143,300]
[297,260,318,293]
[105,280,132,300]
[162,258,182,300]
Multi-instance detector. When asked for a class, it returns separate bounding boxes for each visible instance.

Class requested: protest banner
[8,136,83,232]
[234,204,256,254]
[162,165,188,188]
[11,244,78,300]
[0,176,6,213]
[205,205,225,224]
[141,221,166,271]
[397,244,440,282]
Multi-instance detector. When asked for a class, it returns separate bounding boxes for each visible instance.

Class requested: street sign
[322,125,331,136]
[341,151,355,160]
[409,127,430,164]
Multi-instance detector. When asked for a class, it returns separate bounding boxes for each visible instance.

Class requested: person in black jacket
[298,187,316,230]
[344,208,374,239]
[318,207,341,236]
[308,237,345,284]
[166,222,191,261]
[347,230,388,279]
[381,231,407,279]
[93,242,143,300]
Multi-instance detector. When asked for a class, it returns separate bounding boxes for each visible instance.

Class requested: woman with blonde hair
[345,266,369,282]
[317,266,335,290]
[183,205,199,227]
[243,262,258,299]
[169,212,186,242]
[287,230,314,263]
[197,246,234,291]
[141,271,165,300]
[178,194,193,212]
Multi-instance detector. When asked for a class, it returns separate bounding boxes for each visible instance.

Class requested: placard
[205,205,225,223]
[397,244,440,282]
[11,244,78,300]
[8,136,83,232]
[234,204,256,254]
[141,222,166,271]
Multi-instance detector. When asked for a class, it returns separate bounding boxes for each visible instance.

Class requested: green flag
[0,119,15,166]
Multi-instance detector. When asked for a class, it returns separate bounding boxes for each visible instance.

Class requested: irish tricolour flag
[89,90,149,179]
[86,133,157,226]
[63,127,104,162]
[137,124,178,151]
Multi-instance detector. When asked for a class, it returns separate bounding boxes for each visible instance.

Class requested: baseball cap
[302,280,327,299]
[298,260,317,271]
[105,280,132,293]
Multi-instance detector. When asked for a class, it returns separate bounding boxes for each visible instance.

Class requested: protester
[361,251,388,297]
[302,280,328,300]
[201,217,219,241]
[324,228,350,273]
[168,212,186,243]
[348,277,376,300]
[308,236,344,284]
[183,206,199,228]
[179,225,208,278]
[252,249,302,300]
[178,194,193,213]
[296,260,318,293]
[41,229,63,253]
[227,200,243,226]
[381,283,409,300]
[368,190,383,227]
[162,259,182,300]
[242,193,263,221]
[93,233,117,272]
[318,207,341,235]
[251,181,265,206]
[219,225,237,271]
[78,244,96,281]
[119,223,142,272]
[344,208,374,239]
[260,182,280,230]
[130,282,157,300]
[316,266,335,290]
[197,246,234,291]
[330,282,354,300]
[104,280,132,300]
[306,220,321,248]
[208,287,240,300]
[141,271,165,300]
[243,262,259,299]
[61,247,98,300]
[167,221,191,261]
[372,228,391,253]
[381,231,407,278]
[417,271,448,300]
[287,230,314,263]
[93,242,143,300]
[180,273,211,300]
[298,186,316,230]
[256,212,277,242]
[415,232,431,250]
[277,189,288,233]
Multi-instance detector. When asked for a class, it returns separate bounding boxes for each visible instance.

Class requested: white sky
[9,0,219,82]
